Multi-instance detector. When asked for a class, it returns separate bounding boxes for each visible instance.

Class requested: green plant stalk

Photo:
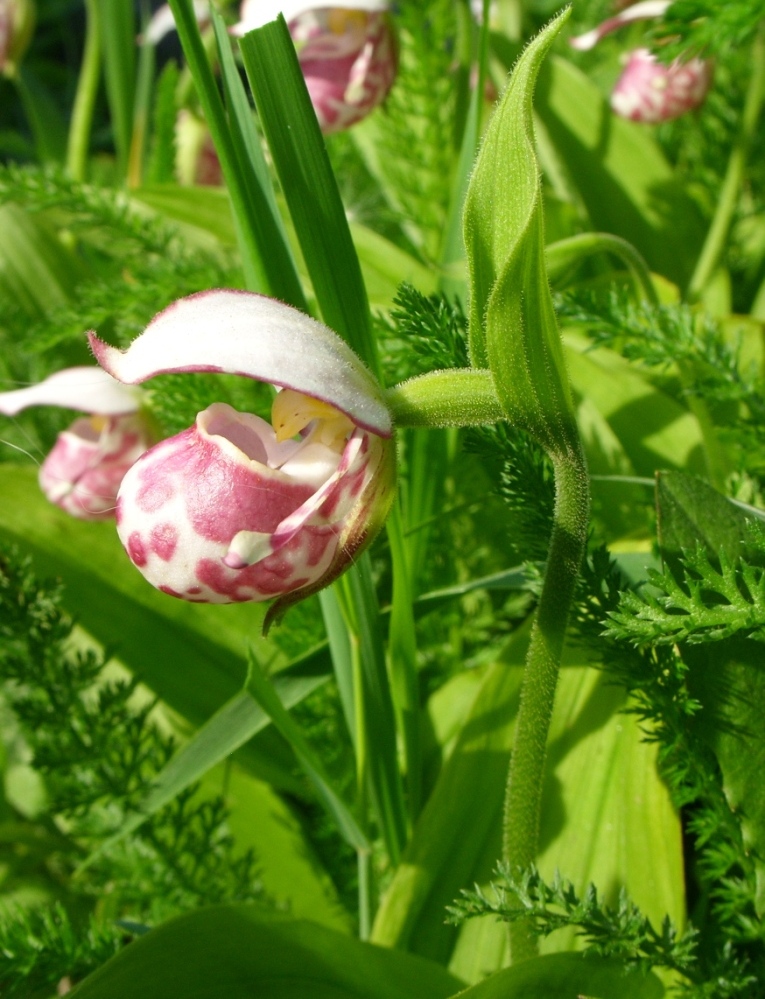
[545,232,659,305]
[353,639,372,940]
[503,444,590,963]
[386,501,421,821]
[127,16,155,188]
[65,0,101,181]
[687,28,765,303]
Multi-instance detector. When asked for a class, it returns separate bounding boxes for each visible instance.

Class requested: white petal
[142,0,210,45]
[0,367,142,416]
[89,289,392,437]
[569,0,671,50]
[233,0,389,33]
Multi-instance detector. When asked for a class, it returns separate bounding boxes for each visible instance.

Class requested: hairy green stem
[66,0,101,181]
[503,445,590,963]
[385,369,503,429]
[687,28,765,303]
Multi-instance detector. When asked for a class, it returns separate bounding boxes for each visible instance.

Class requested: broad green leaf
[0,465,320,792]
[463,10,578,458]
[449,668,684,981]
[239,17,378,374]
[371,627,526,960]
[444,953,663,999]
[71,907,464,999]
[133,185,239,250]
[655,471,751,569]
[373,632,683,984]
[534,56,704,290]
[565,334,706,478]
[198,764,350,931]
[349,223,437,306]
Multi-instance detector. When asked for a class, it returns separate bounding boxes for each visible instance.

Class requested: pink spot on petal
[127,532,147,567]
[150,522,178,561]
[159,584,183,598]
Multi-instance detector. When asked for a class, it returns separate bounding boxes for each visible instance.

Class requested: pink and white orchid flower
[570,0,712,123]
[88,291,396,617]
[233,1,397,134]
[610,47,712,123]
[0,368,152,520]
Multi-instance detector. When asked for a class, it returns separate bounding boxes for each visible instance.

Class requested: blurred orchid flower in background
[233,0,397,134]
[0,368,153,520]
[89,291,396,613]
[175,109,223,186]
[570,0,713,123]
[0,0,35,78]
[141,0,210,46]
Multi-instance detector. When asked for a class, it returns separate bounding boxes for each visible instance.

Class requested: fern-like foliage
[0,164,236,353]
[448,864,700,978]
[572,547,764,984]
[373,0,457,259]
[558,291,765,469]
[464,421,554,564]
[0,544,267,992]
[605,544,765,647]
[0,903,126,999]
[376,282,468,384]
[647,1,764,61]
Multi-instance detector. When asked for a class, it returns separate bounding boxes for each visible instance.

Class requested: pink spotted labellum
[88,290,396,622]
[0,367,152,520]
[570,0,713,124]
[233,0,397,134]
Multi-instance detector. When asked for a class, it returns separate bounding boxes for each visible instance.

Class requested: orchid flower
[88,290,396,618]
[0,0,35,78]
[140,0,211,46]
[0,368,152,520]
[233,1,397,134]
[570,0,712,123]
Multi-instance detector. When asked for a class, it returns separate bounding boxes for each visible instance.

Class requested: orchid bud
[569,0,712,123]
[0,367,152,520]
[611,48,712,123]
[175,110,223,186]
[89,291,396,618]
[233,1,397,134]
[0,0,35,78]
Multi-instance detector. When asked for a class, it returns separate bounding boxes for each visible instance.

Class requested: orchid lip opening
[91,290,396,613]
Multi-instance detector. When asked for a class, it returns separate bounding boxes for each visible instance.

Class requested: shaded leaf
[70,907,464,999]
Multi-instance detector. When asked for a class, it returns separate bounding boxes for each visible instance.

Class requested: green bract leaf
[463,9,578,458]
